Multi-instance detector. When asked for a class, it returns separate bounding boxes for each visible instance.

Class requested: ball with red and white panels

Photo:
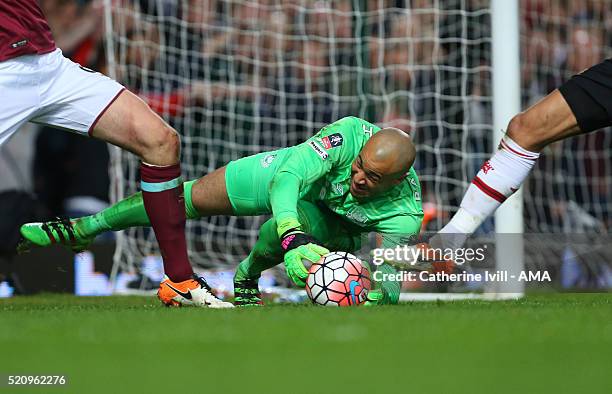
[305,252,371,306]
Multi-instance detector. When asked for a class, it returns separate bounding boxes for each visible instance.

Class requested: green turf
[0,294,610,394]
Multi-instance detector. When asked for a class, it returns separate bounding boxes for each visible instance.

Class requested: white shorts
[0,48,125,146]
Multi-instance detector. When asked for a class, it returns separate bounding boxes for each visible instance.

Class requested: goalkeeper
[21,117,423,306]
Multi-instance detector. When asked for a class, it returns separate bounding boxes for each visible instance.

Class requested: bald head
[363,128,416,175]
[349,127,416,199]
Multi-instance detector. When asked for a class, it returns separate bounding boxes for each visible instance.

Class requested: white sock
[438,136,539,244]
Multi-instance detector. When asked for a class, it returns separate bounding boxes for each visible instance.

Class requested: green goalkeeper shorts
[224,148,290,216]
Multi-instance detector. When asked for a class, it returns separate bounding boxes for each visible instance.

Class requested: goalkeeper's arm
[366,216,422,305]
[366,263,402,305]
[268,151,336,286]
[269,117,356,234]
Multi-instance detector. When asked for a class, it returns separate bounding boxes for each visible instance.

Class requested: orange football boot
[158,275,234,308]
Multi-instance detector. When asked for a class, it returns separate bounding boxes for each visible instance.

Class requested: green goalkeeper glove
[364,289,383,306]
[280,227,329,287]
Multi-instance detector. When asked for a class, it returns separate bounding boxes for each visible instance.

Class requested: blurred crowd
[2,0,610,233]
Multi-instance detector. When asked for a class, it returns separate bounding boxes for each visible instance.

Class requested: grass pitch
[0,294,610,394]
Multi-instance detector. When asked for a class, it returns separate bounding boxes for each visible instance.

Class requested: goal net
[104,0,610,292]
[519,0,611,291]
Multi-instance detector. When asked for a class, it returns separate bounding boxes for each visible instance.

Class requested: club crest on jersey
[321,133,344,149]
[260,154,277,168]
[260,153,276,168]
[308,140,329,160]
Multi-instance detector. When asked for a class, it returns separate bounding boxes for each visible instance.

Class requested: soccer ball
[305,252,371,306]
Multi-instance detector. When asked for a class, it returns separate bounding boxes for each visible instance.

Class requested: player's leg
[90,91,196,284]
[20,168,233,307]
[20,168,229,249]
[72,166,231,236]
[58,149,281,229]
[437,91,570,241]
[29,50,194,285]
[233,201,359,305]
[19,179,189,250]
[187,166,234,216]
[437,59,612,247]
[88,90,179,164]
[152,163,232,308]
[504,90,580,152]
[232,218,279,306]
[20,153,263,249]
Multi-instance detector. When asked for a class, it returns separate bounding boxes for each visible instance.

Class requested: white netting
[106,0,495,273]
[520,0,612,233]
[105,1,610,290]
[515,1,612,291]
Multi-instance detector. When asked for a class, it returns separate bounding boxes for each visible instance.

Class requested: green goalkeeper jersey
[225,116,423,247]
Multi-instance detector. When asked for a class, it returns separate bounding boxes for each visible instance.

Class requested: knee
[506,112,528,142]
[506,112,543,152]
[249,247,273,265]
[251,219,282,259]
[151,124,180,157]
[139,123,181,164]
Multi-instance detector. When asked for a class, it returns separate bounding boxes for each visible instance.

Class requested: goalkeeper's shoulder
[316,116,379,141]
[287,117,363,165]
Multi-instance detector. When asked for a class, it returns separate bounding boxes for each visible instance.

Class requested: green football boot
[19,218,94,253]
[233,278,263,306]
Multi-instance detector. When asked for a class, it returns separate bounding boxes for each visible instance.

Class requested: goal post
[490,0,524,298]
